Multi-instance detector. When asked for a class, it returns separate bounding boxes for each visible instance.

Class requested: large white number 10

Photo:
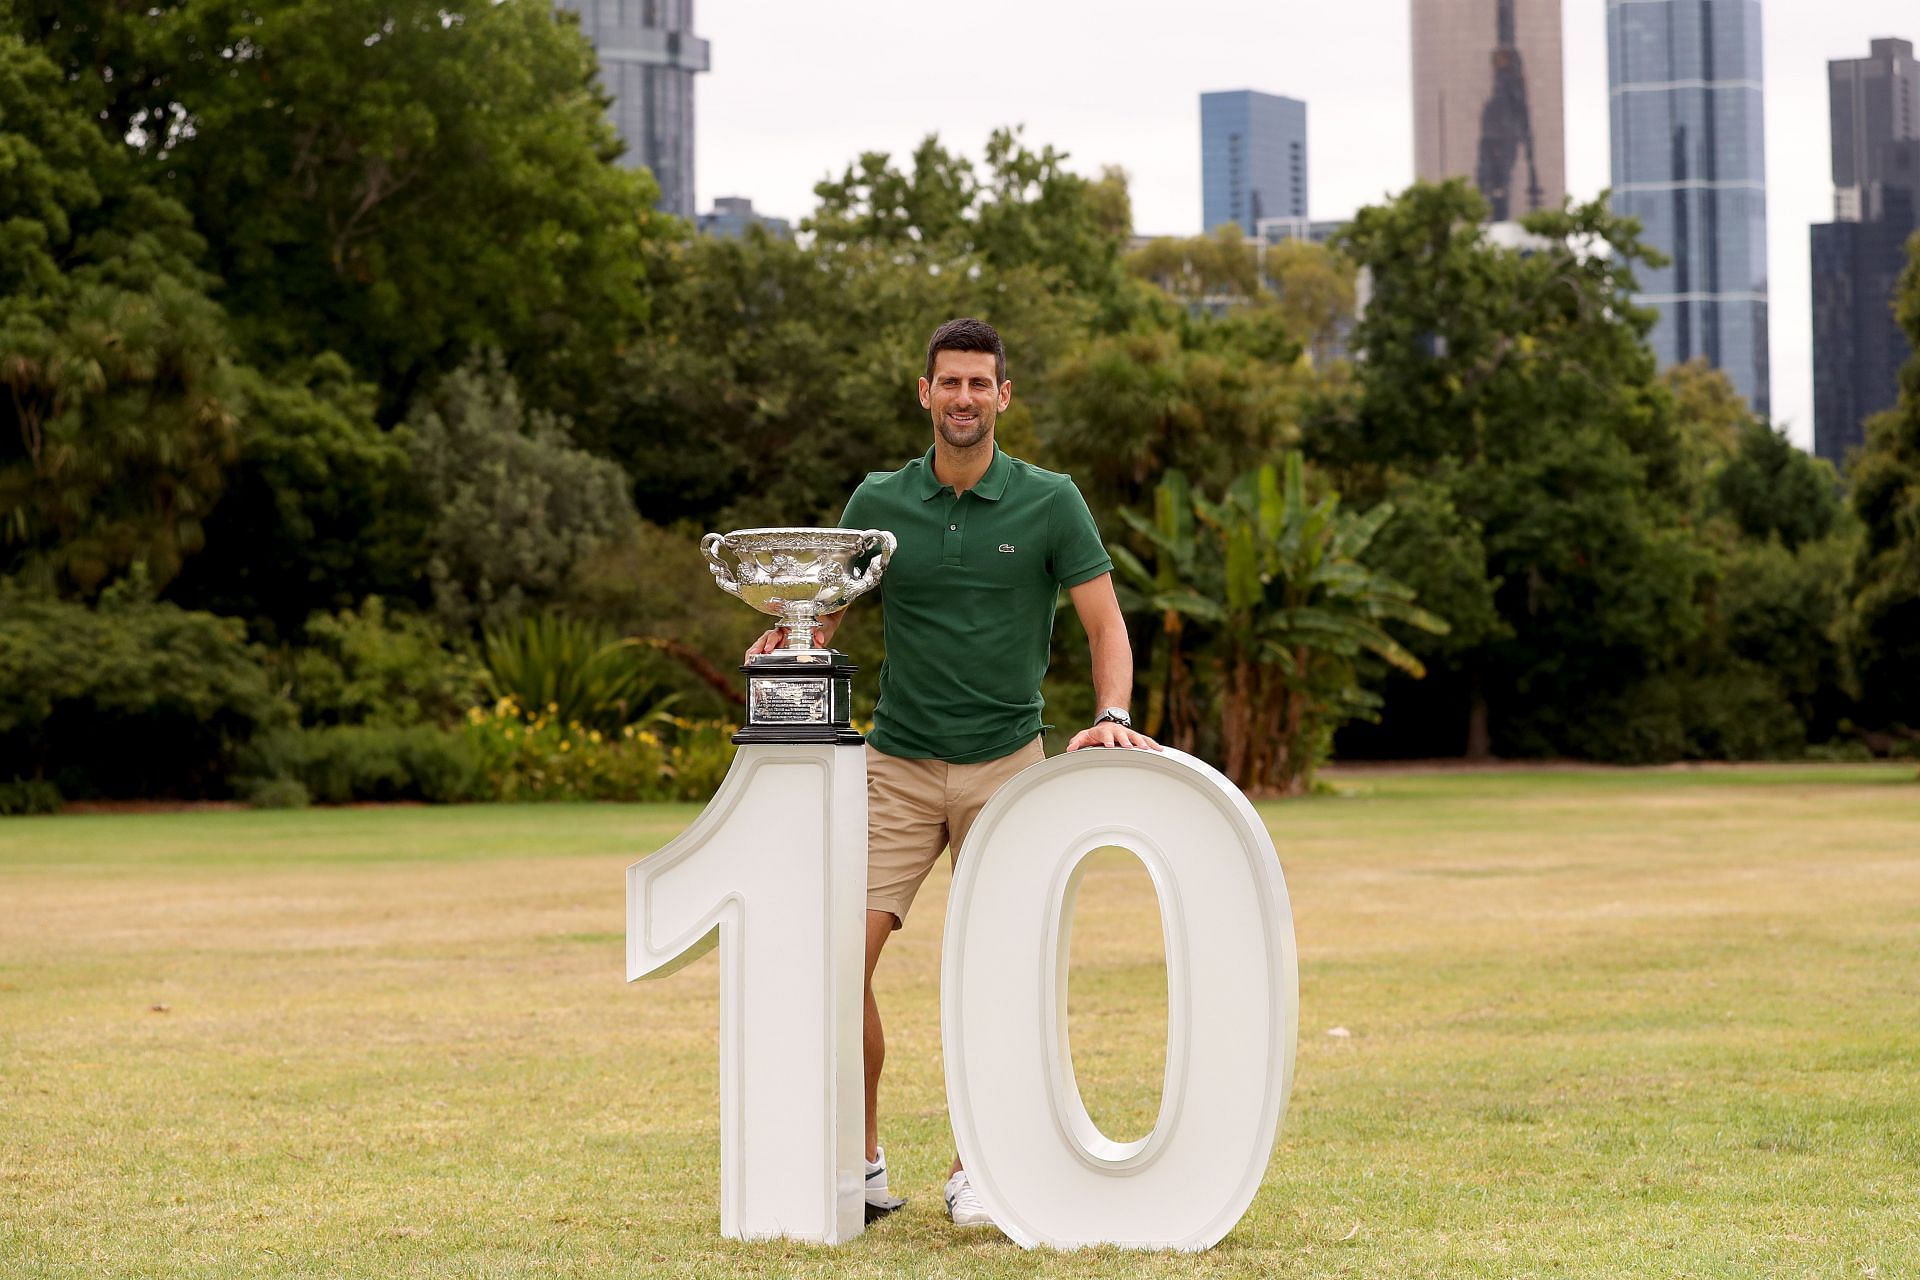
[628,744,1297,1251]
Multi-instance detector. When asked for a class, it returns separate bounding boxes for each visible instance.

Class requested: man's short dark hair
[925,318,1006,383]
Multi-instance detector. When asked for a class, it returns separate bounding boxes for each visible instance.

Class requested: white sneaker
[865,1147,905,1222]
[944,1168,993,1228]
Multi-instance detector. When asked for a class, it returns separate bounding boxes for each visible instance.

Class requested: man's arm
[1063,573,1161,752]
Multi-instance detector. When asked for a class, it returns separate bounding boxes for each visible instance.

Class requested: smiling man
[743,316,1159,1232]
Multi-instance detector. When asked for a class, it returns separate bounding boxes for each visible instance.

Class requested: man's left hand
[1065,720,1164,752]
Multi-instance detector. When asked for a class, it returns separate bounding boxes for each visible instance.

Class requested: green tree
[11,0,667,415]
[1845,238,1920,729]
[407,354,635,632]
[164,355,421,639]
[1111,455,1445,795]
[809,127,1142,327]
[1712,418,1843,551]
[1125,231,1355,365]
[586,221,1092,529]
[0,31,240,595]
[1307,181,1719,759]
[1037,317,1305,517]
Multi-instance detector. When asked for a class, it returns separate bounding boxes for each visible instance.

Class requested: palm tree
[1112,453,1447,795]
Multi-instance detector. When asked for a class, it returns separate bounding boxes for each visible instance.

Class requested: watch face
[1100,708,1131,728]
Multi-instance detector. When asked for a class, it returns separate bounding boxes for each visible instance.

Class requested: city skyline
[688,0,1919,451]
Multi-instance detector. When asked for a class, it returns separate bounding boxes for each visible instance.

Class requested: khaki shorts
[866,737,1046,928]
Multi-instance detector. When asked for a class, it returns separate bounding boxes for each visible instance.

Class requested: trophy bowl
[702,527,896,655]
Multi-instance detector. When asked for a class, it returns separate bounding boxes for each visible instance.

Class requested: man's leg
[861,745,948,1175]
[942,736,1048,1179]
[862,908,895,1162]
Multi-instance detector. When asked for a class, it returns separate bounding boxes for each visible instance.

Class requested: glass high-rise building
[556,0,710,219]
[1200,91,1308,235]
[1606,0,1770,417]
[1411,0,1566,220]
[1812,38,1920,468]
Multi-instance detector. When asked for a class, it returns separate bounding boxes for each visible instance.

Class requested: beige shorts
[865,737,1046,928]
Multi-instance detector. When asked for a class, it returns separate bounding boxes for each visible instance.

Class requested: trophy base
[731,723,867,747]
[735,650,863,746]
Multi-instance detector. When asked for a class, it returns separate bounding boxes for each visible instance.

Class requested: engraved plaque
[751,676,831,725]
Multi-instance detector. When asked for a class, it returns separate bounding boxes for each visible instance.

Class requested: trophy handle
[701,532,744,598]
[850,529,896,594]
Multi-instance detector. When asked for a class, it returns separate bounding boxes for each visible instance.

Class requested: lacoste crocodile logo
[999,544,1017,554]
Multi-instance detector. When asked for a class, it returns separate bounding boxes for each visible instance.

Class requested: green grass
[2,764,1916,1277]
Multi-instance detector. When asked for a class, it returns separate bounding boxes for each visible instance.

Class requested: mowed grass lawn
[1,765,1916,1279]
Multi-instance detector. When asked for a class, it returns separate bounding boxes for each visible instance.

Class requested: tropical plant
[480,611,677,733]
[1111,454,1447,795]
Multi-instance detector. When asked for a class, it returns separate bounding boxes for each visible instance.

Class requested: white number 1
[626,745,868,1244]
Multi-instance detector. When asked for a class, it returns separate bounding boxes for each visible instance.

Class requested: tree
[1712,419,1843,552]
[407,354,635,632]
[1306,181,1722,759]
[164,354,421,639]
[1110,455,1445,795]
[1125,231,1356,365]
[1037,316,1305,518]
[809,127,1143,328]
[586,216,1095,530]
[11,0,669,416]
[0,31,240,595]
[1845,236,1920,729]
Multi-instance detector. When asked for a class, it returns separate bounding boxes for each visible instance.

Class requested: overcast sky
[695,1,1918,451]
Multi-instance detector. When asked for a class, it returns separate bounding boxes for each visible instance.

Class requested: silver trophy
[702,527,896,744]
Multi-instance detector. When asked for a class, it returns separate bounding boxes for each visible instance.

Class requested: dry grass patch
[2,767,1916,1278]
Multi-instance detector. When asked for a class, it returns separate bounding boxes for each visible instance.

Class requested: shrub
[463,699,736,802]
[481,612,678,732]
[0,778,63,816]
[242,777,310,810]
[0,577,290,798]
[241,725,483,804]
[663,719,740,802]
[277,598,486,729]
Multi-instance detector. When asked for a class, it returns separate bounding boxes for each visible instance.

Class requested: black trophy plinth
[733,649,864,746]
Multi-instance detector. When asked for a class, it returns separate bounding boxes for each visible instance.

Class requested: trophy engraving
[702,527,895,744]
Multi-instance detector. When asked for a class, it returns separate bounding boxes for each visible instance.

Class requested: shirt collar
[916,444,1011,501]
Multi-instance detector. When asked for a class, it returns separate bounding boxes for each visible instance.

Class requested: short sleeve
[1049,480,1113,588]
[836,483,872,530]
[838,480,885,585]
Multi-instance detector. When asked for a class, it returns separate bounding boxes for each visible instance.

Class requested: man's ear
[918,376,932,409]
[998,380,1013,410]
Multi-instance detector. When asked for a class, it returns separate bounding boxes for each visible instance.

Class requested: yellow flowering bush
[464,696,738,802]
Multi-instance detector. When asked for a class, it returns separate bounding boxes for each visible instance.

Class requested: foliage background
[2,1,1915,804]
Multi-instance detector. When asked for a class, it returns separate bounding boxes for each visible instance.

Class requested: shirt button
[948,523,958,531]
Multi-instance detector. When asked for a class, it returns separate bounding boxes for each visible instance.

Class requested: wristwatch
[1095,707,1132,729]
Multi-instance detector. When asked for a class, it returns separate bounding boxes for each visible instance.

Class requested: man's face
[919,350,1011,450]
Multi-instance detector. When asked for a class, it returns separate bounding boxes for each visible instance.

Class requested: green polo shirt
[837,445,1112,764]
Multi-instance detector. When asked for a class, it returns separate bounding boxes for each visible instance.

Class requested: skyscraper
[556,0,710,219]
[1607,0,1770,417]
[1200,91,1307,235]
[1411,0,1566,220]
[1812,38,1920,467]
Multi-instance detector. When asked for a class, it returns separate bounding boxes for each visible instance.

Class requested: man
[744,317,1159,1231]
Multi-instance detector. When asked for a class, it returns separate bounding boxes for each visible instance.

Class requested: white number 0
[629,744,1297,1251]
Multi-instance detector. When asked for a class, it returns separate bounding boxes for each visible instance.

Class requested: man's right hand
[744,626,824,661]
